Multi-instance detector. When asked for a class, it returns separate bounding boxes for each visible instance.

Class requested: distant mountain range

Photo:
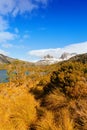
[35,52,77,65]
[0,52,87,65]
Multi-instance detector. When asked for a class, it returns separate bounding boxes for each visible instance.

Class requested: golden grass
[0,60,87,130]
[60,108,74,130]
[35,109,74,130]
[36,111,61,130]
[0,85,38,130]
[40,89,67,110]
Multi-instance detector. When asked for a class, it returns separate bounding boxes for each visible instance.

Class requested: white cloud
[0,0,49,16]
[12,0,38,16]
[35,0,48,5]
[0,0,15,15]
[0,32,17,42]
[23,34,30,39]
[0,49,9,55]
[28,41,87,58]
[2,43,13,48]
[14,28,19,33]
[0,0,48,43]
[0,16,9,31]
[29,48,60,58]
[0,0,49,46]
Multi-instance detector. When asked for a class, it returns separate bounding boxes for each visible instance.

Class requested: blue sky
[0,0,87,61]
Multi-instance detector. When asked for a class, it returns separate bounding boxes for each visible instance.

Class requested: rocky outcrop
[0,54,15,64]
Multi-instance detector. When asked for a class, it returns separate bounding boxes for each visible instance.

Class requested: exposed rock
[0,54,16,64]
[60,52,77,60]
[35,52,77,65]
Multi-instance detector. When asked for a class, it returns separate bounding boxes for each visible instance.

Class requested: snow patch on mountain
[35,52,77,65]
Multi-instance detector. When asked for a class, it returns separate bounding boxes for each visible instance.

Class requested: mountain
[60,52,77,60]
[0,54,34,65]
[69,53,87,63]
[35,54,61,65]
[43,54,54,59]
[0,54,15,64]
[0,52,86,65]
[35,52,77,65]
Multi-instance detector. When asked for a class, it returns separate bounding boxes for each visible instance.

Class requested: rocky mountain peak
[43,54,54,60]
[60,52,77,60]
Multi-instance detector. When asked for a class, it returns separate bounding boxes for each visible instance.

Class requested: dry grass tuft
[0,85,38,130]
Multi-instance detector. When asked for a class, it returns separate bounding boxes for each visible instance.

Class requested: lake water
[0,70,9,83]
[0,70,49,83]
[0,70,29,83]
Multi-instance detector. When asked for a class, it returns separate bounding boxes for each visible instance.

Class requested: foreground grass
[0,58,87,130]
[0,84,38,130]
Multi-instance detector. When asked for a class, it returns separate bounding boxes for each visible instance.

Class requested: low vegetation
[0,53,87,130]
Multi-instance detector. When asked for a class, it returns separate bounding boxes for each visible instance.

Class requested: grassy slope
[0,54,87,130]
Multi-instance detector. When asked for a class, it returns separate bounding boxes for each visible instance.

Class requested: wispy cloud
[14,28,19,33]
[0,16,9,31]
[23,34,30,39]
[35,0,49,6]
[0,0,49,47]
[0,49,9,55]
[28,41,87,59]
[0,32,17,42]
[0,0,15,15]
[0,0,49,16]
[2,43,13,48]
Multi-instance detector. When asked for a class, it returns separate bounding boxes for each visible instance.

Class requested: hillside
[0,52,85,65]
[0,54,34,66]
[0,53,87,130]
[30,53,87,130]
[70,53,87,63]
[0,54,16,64]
